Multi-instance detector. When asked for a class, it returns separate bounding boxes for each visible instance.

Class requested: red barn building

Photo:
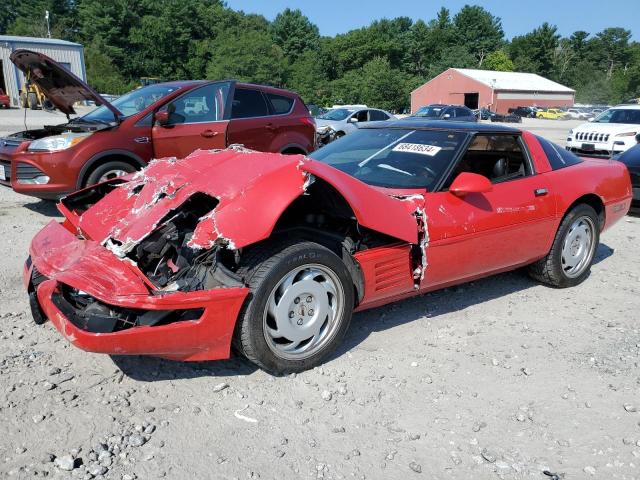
[411,68,575,114]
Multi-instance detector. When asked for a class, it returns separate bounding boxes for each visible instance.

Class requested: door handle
[265,123,277,132]
[534,188,549,197]
[134,136,150,144]
[200,130,218,138]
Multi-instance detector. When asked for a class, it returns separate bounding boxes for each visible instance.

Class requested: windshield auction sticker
[392,143,442,156]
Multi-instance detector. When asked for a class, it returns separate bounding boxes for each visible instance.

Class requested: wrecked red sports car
[25,120,632,373]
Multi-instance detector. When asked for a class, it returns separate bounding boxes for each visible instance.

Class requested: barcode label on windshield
[392,143,442,156]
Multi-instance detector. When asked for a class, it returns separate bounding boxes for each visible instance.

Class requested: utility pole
[45,10,51,38]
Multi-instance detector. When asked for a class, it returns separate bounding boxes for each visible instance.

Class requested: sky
[225,0,637,39]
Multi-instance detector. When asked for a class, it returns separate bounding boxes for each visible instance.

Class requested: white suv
[566,104,640,156]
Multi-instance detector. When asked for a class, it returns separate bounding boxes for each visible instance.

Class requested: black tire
[234,240,354,374]
[528,204,600,288]
[84,161,137,187]
[28,92,38,110]
[29,292,47,325]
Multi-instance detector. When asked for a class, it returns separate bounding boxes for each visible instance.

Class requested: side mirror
[154,110,170,126]
[348,117,358,123]
[635,133,640,144]
[449,172,493,197]
[443,113,451,119]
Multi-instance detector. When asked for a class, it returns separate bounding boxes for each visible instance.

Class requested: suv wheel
[85,161,137,187]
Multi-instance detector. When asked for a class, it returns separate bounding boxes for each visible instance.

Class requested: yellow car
[536,108,569,120]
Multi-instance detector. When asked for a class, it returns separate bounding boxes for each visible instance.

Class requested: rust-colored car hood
[10,49,120,117]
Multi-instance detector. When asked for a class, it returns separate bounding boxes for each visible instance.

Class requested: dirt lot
[1,111,639,480]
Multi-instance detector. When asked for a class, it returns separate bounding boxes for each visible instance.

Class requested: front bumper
[567,135,637,158]
[26,221,249,361]
[4,149,76,199]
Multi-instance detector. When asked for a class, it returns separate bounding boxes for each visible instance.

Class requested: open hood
[10,49,122,118]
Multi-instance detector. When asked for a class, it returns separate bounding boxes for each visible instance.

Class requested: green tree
[590,27,632,77]
[484,50,515,71]
[84,40,133,94]
[510,23,560,77]
[453,5,504,66]
[270,8,319,61]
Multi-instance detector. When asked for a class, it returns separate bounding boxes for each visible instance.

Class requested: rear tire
[28,92,38,110]
[84,161,137,187]
[528,204,599,288]
[234,240,354,374]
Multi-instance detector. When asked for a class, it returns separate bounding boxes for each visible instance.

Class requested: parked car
[0,50,315,200]
[0,88,10,108]
[536,108,569,120]
[565,108,590,120]
[613,133,640,214]
[25,119,631,373]
[413,104,477,122]
[507,106,536,118]
[490,112,522,123]
[475,108,496,120]
[566,105,640,157]
[314,107,395,139]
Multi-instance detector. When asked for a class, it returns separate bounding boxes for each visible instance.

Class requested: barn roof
[453,68,575,93]
[0,35,82,48]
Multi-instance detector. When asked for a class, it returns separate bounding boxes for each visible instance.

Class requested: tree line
[2,1,638,111]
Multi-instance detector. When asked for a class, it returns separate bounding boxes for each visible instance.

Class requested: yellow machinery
[19,71,53,110]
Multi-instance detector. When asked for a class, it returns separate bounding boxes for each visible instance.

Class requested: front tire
[84,161,137,187]
[528,204,599,288]
[234,240,354,374]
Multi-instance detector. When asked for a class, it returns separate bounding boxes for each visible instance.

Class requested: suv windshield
[80,84,180,123]
[309,127,466,189]
[414,106,444,118]
[593,108,640,124]
[317,108,353,121]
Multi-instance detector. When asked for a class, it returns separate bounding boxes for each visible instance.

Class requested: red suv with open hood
[0,50,315,199]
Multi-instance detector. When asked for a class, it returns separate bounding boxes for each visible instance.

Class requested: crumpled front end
[26,220,248,361]
[25,148,317,360]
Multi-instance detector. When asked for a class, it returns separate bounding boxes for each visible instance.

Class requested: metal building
[0,35,86,107]
[411,68,575,114]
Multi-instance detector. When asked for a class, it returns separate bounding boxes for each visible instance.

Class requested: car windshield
[317,108,353,121]
[593,108,640,124]
[80,84,180,123]
[309,127,466,189]
[414,106,444,118]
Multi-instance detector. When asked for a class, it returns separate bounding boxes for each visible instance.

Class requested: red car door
[420,134,556,289]
[226,88,276,151]
[152,82,231,159]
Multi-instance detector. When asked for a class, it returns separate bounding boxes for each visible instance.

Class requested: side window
[266,93,294,115]
[354,110,369,122]
[444,135,531,188]
[536,136,583,170]
[369,110,389,121]
[159,83,229,125]
[455,108,470,118]
[231,89,269,118]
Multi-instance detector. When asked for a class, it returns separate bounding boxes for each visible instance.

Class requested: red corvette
[25,120,632,373]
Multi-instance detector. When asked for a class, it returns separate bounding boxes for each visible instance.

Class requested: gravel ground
[1,110,639,480]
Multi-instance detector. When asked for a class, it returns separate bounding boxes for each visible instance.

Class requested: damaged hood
[73,149,313,253]
[10,49,121,117]
[65,148,422,259]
